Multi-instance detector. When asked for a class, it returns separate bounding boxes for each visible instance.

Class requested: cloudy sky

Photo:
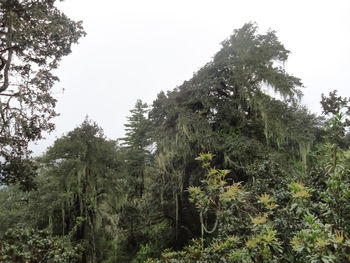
[31,0,350,155]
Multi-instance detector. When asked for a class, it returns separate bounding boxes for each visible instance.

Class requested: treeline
[1,22,350,263]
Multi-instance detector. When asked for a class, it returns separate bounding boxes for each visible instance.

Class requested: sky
[30,0,350,155]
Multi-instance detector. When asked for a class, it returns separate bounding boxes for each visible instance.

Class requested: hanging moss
[298,141,311,171]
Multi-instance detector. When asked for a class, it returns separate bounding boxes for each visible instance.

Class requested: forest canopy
[1,17,350,263]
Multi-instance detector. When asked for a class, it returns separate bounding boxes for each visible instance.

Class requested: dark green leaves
[0,0,86,189]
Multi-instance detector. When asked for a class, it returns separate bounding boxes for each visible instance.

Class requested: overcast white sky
[31,0,350,155]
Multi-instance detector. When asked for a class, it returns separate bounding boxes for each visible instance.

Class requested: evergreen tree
[122,99,152,198]
[146,22,322,249]
[0,22,342,263]
[36,119,123,263]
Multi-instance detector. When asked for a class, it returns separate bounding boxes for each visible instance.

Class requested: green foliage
[132,243,162,263]
[320,90,350,146]
[144,23,320,256]
[146,143,350,262]
[38,119,124,262]
[145,91,350,262]
[1,22,347,263]
[0,119,125,262]
[121,99,152,198]
[0,0,86,189]
[0,226,82,263]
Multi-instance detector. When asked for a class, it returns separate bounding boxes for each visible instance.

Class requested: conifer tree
[122,99,152,198]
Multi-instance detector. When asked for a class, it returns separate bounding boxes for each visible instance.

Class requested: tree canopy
[0,0,85,189]
[1,22,349,263]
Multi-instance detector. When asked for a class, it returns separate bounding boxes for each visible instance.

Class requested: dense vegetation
[1,2,350,262]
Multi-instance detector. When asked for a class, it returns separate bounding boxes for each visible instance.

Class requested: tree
[149,22,311,196]
[146,22,320,250]
[121,99,152,198]
[320,90,350,146]
[114,100,154,261]
[0,22,338,262]
[147,148,350,263]
[37,119,123,263]
[0,0,85,189]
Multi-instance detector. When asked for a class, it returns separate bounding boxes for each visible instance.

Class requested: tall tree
[0,0,85,189]
[122,99,152,198]
[146,22,322,248]
[38,119,123,263]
